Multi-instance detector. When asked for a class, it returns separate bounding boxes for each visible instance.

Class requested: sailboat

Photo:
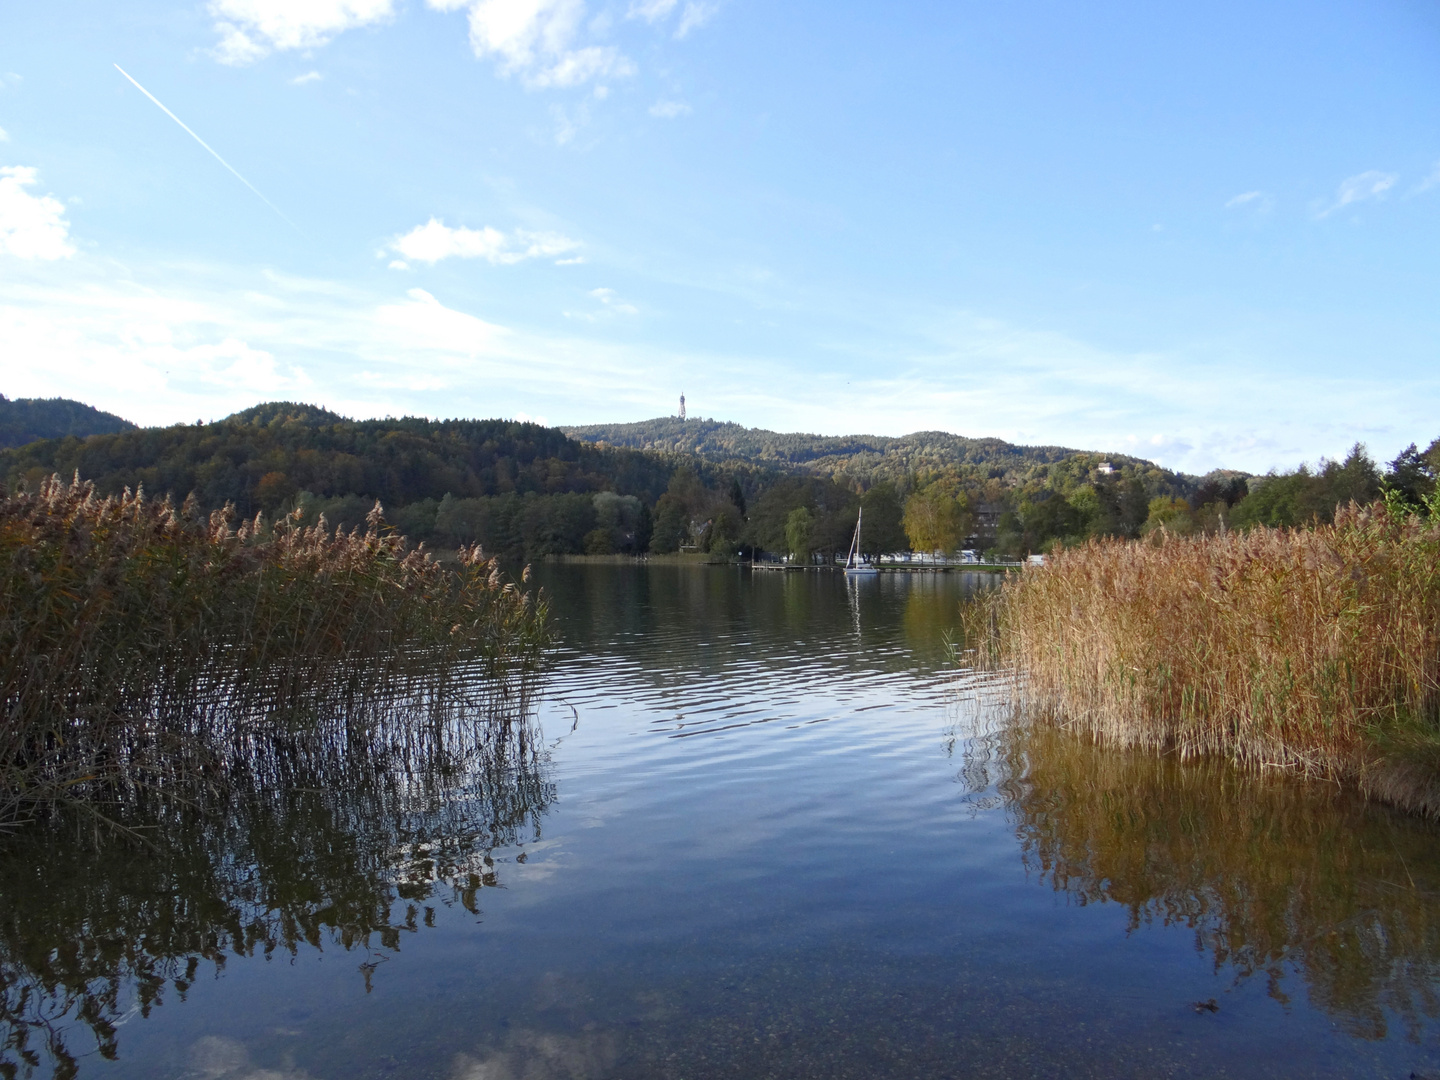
[844,507,879,576]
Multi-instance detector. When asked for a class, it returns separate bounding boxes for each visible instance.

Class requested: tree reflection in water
[955,699,1440,1041]
[0,683,553,1080]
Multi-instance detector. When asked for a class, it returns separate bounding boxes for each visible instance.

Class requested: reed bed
[0,474,552,825]
[1,690,554,1078]
[967,503,1440,814]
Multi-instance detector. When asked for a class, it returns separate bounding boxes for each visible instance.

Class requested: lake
[4,564,1440,1078]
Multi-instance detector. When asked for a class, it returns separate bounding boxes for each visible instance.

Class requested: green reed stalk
[0,475,552,825]
[965,503,1440,815]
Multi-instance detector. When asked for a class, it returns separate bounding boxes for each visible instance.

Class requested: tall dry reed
[967,503,1440,814]
[0,474,552,824]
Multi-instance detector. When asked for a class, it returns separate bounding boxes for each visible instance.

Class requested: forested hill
[563,417,1183,490]
[3,399,1424,561]
[0,395,136,449]
[0,402,690,519]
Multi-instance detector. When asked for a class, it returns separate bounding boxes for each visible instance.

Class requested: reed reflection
[958,711,1440,1040]
[0,687,554,1080]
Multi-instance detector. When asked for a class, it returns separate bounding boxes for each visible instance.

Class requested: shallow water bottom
[13,565,1440,1079]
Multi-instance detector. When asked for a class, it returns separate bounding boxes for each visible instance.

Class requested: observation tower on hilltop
[679,393,686,420]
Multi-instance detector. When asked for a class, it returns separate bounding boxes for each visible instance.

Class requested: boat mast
[848,507,863,568]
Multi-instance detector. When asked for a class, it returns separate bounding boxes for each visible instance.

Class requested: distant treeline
[893,440,1437,558]
[4,400,1434,560]
[0,401,690,519]
[299,470,909,562]
[563,416,1205,558]
[0,394,135,449]
[1139,441,1440,538]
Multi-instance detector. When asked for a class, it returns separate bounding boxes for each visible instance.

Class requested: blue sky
[1,0,1436,474]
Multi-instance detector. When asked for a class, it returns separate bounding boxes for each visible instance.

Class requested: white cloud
[190,1035,313,1080]
[207,0,708,86]
[0,260,631,426]
[0,126,8,142]
[430,0,635,88]
[0,166,75,260]
[0,276,311,424]
[375,287,508,353]
[676,1,719,37]
[649,99,691,118]
[6,251,1433,479]
[546,47,630,87]
[192,338,311,393]
[1224,190,1273,212]
[588,286,638,314]
[1317,170,1397,218]
[209,0,395,65]
[389,219,581,265]
[290,71,324,85]
[550,102,587,144]
[1414,161,1440,195]
[629,0,716,36]
[627,0,677,22]
[452,1031,618,1080]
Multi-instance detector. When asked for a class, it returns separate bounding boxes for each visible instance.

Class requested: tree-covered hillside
[0,402,686,520]
[0,395,136,449]
[563,416,1185,493]
[7,400,1430,562]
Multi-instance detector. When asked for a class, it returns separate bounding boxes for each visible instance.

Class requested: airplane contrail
[113,63,300,233]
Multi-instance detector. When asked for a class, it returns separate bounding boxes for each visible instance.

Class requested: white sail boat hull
[844,507,880,575]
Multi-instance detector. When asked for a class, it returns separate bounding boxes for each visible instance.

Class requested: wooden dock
[748,562,1019,574]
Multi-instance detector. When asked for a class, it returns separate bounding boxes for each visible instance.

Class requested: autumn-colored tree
[902,485,970,553]
[255,471,296,513]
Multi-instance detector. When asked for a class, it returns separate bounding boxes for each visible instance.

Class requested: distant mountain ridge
[0,395,136,449]
[562,417,1178,485]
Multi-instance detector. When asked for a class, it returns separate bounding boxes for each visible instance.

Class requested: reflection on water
[4,565,1440,1079]
[959,712,1440,1041]
[0,691,552,1078]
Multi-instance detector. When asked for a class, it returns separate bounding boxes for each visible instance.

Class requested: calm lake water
[5,564,1440,1078]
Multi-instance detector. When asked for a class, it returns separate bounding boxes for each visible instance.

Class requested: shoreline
[540,553,1019,572]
